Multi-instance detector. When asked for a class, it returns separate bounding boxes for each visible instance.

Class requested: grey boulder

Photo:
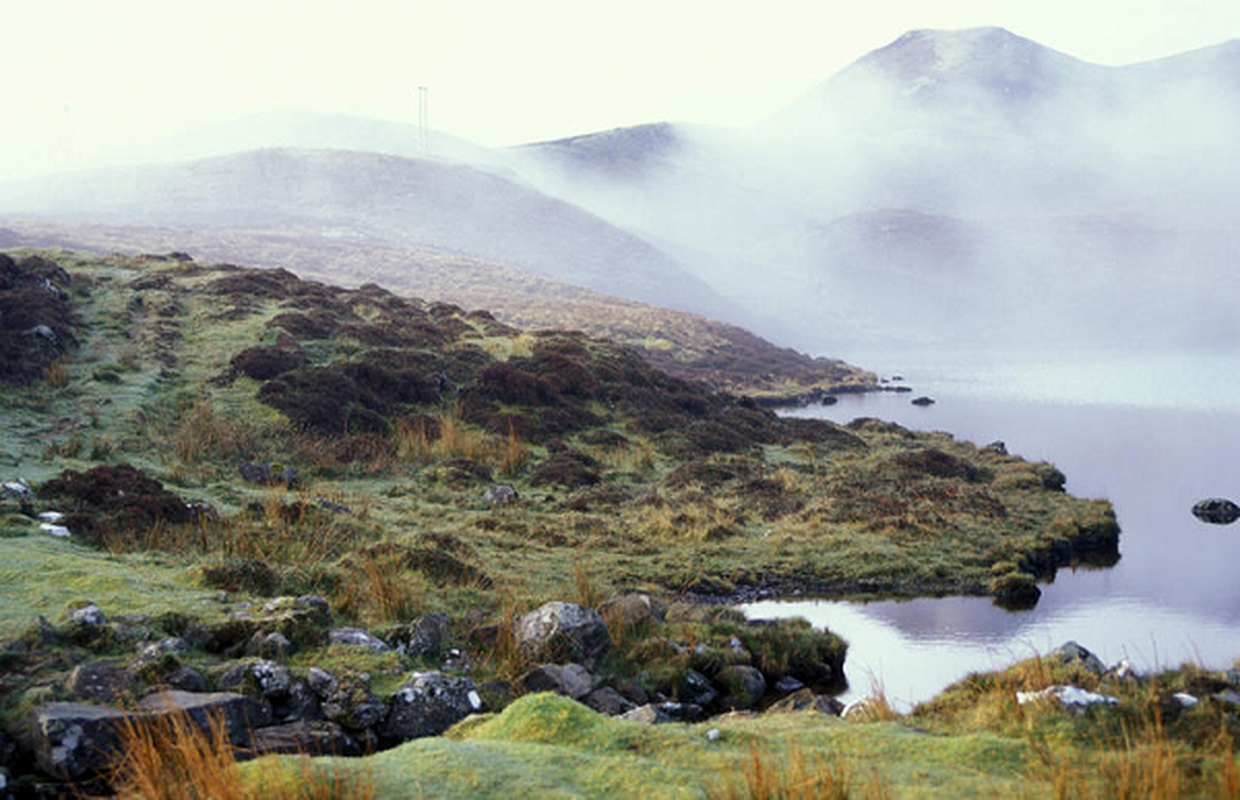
[716,665,767,710]
[378,672,481,744]
[1192,498,1240,524]
[516,601,611,669]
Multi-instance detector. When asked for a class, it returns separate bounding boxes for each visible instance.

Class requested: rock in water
[1192,498,1240,525]
[911,396,935,406]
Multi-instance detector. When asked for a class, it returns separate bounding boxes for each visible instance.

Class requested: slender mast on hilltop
[417,86,429,154]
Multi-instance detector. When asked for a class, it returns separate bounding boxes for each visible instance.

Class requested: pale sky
[4,0,1239,177]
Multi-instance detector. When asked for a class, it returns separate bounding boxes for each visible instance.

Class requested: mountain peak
[854,26,1077,86]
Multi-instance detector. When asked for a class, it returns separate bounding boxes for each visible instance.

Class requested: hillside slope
[0,148,735,321]
[0,221,876,399]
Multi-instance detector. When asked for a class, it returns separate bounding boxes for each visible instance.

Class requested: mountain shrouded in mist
[3,27,1237,360]
[508,27,1240,356]
[0,147,737,322]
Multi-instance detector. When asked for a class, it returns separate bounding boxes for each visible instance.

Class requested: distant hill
[0,220,875,399]
[501,28,1240,353]
[0,147,735,321]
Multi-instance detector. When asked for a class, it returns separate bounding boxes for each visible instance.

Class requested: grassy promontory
[0,249,1114,616]
[0,249,1138,793]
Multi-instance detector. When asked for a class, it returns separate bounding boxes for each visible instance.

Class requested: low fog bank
[507,28,1240,363]
[2,27,1236,377]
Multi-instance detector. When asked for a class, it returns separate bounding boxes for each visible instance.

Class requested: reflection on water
[743,357,1240,708]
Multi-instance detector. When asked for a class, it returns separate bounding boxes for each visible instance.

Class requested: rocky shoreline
[2,592,847,794]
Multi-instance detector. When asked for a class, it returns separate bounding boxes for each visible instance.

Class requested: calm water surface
[742,353,1240,709]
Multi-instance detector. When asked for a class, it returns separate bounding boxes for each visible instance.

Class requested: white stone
[1173,692,1198,708]
[38,511,64,522]
[39,523,71,538]
[1016,685,1119,710]
[3,479,31,497]
[468,690,483,710]
[706,728,721,741]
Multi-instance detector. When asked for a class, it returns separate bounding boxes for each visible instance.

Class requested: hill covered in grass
[0,248,1125,793]
[0,221,876,400]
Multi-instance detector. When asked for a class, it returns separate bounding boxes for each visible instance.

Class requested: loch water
[742,350,1240,709]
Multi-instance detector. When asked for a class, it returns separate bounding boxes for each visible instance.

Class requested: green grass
[242,692,1041,798]
[0,536,220,637]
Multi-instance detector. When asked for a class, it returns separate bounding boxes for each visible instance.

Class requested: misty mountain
[0,147,735,319]
[502,27,1240,355]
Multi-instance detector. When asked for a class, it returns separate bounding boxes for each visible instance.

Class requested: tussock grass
[717,742,862,800]
[334,551,427,626]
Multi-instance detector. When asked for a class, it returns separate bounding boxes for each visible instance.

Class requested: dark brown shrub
[230,346,307,380]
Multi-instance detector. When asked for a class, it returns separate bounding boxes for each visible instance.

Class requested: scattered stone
[598,592,667,629]
[382,612,451,660]
[36,511,64,522]
[716,665,767,710]
[1050,641,1106,676]
[237,463,298,489]
[378,672,480,745]
[274,681,324,724]
[616,678,650,707]
[519,663,597,700]
[217,659,294,701]
[247,631,294,659]
[620,704,672,725]
[164,665,209,693]
[483,484,519,505]
[478,679,514,712]
[246,721,361,758]
[238,463,270,484]
[1192,498,1240,525]
[516,601,611,669]
[313,497,351,514]
[706,727,721,741]
[321,678,388,731]
[32,692,273,780]
[29,703,130,781]
[66,660,132,703]
[821,396,838,406]
[137,690,272,746]
[678,669,719,708]
[306,667,338,699]
[582,686,636,716]
[766,688,844,716]
[911,396,936,406]
[774,677,807,694]
[67,603,106,628]
[2,478,31,498]
[1173,692,1199,708]
[1106,659,1137,683]
[983,441,1009,456]
[39,523,71,538]
[329,627,391,652]
[23,324,57,344]
[654,701,704,721]
[1214,689,1240,707]
[138,636,190,660]
[1016,685,1119,711]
